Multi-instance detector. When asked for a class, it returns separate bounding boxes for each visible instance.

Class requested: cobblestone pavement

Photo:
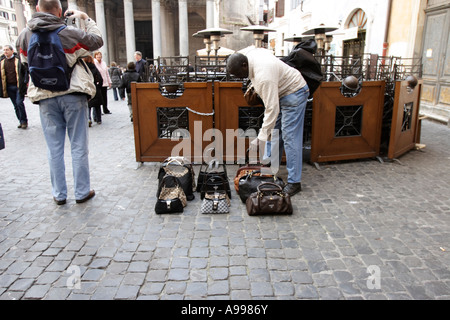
[0,91,449,300]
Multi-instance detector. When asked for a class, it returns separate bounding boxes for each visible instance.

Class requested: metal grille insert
[157,107,189,139]
[401,102,413,132]
[238,107,265,136]
[335,105,363,137]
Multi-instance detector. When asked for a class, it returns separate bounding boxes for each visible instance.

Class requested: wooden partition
[387,80,423,159]
[214,82,264,162]
[310,81,386,163]
[132,82,213,162]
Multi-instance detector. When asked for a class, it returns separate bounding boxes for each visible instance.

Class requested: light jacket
[240,47,307,141]
[16,12,103,103]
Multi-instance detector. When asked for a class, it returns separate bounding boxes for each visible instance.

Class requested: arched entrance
[343,9,367,56]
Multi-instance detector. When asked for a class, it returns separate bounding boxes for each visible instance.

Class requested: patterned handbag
[155,175,187,214]
[158,157,196,201]
[201,191,230,214]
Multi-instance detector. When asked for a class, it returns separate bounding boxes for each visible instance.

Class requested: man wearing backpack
[16,0,103,205]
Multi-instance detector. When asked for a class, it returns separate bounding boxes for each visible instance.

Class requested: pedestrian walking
[0,45,28,129]
[227,48,309,196]
[121,61,142,122]
[84,55,103,126]
[17,0,103,205]
[109,61,122,101]
[94,51,112,114]
[134,51,147,81]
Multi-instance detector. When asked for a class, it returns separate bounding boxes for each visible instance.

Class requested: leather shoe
[53,197,66,205]
[283,183,302,196]
[76,190,95,203]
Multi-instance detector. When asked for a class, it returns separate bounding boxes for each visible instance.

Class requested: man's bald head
[37,0,62,17]
[227,52,249,78]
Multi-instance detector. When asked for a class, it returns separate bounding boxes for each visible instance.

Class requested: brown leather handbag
[244,83,263,106]
[246,182,293,216]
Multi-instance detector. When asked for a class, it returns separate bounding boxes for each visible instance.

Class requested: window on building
[276,0,285,17]
[0,11,9,20]
[343,9,368,57]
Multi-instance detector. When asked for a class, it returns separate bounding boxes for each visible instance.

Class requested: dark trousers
[100,87,110,113]
[89,105,102,123]
[7,85,27,125]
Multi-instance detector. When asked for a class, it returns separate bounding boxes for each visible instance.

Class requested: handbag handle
[198,158,228,175]
[246,169,279,181]
[160,174,181,188]
[257,182,283,193]
[201,174,228,193]
[164,158,184,166]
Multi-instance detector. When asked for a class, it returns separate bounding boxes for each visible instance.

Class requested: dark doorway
[343,31,366,57]
[135,21,153,60]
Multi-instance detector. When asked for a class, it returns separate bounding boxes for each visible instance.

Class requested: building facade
[0,0,31,47]
[23,0,259,67]
[267,0,449,123]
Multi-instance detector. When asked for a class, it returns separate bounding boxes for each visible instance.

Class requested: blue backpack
[27,25,71,92]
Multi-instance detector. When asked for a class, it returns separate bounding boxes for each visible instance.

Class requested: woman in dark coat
[83,55,104,126]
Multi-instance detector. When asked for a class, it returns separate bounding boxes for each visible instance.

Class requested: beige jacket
[240,47,307,141]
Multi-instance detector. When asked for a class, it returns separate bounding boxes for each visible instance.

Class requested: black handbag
[155,198,184,214]
[158,157,196,201]
[238,168,285,203]
[197,160,231,199]
[200,175,231,200]
[0,123,4,150]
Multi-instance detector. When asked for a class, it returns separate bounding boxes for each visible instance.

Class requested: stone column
[106,5,115,63]
[123,0,136,63]
[206,0,214,28]
[86,0,96,20]
[13,0,26,33]
[151,0,162,60]
[94,0,109,64]
[178,0,189,57]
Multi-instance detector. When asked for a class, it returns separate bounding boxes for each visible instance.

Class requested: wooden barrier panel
[214,82,264,163]
[387,80,423,159]
[311,81,386,163]
[132,82,213,162]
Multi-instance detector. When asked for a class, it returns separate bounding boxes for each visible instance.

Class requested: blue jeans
[112,87,119,101]
[7,85,27,125]
[39,94,91,201]
[265,85,309,183]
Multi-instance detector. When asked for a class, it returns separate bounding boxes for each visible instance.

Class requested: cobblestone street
[0,91,449,301]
